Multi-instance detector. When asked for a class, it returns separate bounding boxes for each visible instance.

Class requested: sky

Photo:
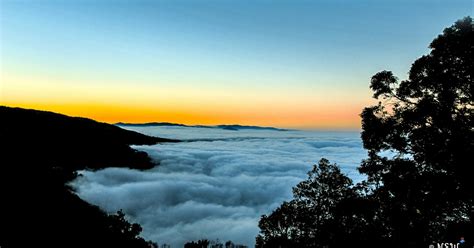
[0,0,471,129]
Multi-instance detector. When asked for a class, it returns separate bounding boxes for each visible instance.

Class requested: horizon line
[1,104,362,132]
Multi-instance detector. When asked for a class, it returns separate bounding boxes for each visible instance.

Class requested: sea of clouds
[71,126,367,247]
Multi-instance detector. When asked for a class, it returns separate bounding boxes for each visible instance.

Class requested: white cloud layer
[71,127,367,247]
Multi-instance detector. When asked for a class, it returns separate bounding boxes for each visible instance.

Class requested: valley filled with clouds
[72,127,366,247]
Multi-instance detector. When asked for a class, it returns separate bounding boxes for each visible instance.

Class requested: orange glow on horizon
[1,72,370,130]
[0,100,364,130]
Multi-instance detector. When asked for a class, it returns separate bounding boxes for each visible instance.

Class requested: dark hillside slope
[0,106,177,248]
[1,106,177,170]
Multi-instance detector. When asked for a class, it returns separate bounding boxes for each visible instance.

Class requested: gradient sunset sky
[0,0,471,129]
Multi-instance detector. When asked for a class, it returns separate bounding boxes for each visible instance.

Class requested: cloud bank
[71,127,366,247]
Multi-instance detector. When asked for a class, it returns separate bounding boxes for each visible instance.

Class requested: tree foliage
[184,239,210,248]
[360,16,473,246]
[257,159,368,248]
[257,17,473,248]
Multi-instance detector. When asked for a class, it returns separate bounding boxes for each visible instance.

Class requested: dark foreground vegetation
[0,106,177,248]
[257,17,473,248]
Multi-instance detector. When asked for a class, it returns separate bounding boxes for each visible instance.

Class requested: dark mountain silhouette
[116,122,189,127]
[216,124,287,131]
[0,106,178,248]
[117,122,288,131]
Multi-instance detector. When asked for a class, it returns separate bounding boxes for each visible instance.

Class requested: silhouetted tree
[256,200,299,247]
[225,240,234,248]
[256,159,359,248]
[184,239,210,248]
[257,17,473,248]
[108,210,143,240]
[360,16,473,246]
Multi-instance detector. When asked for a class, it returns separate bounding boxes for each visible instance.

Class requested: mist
[71,127,366,247]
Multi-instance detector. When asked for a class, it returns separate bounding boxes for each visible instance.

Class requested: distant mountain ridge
[116,122,289,131]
